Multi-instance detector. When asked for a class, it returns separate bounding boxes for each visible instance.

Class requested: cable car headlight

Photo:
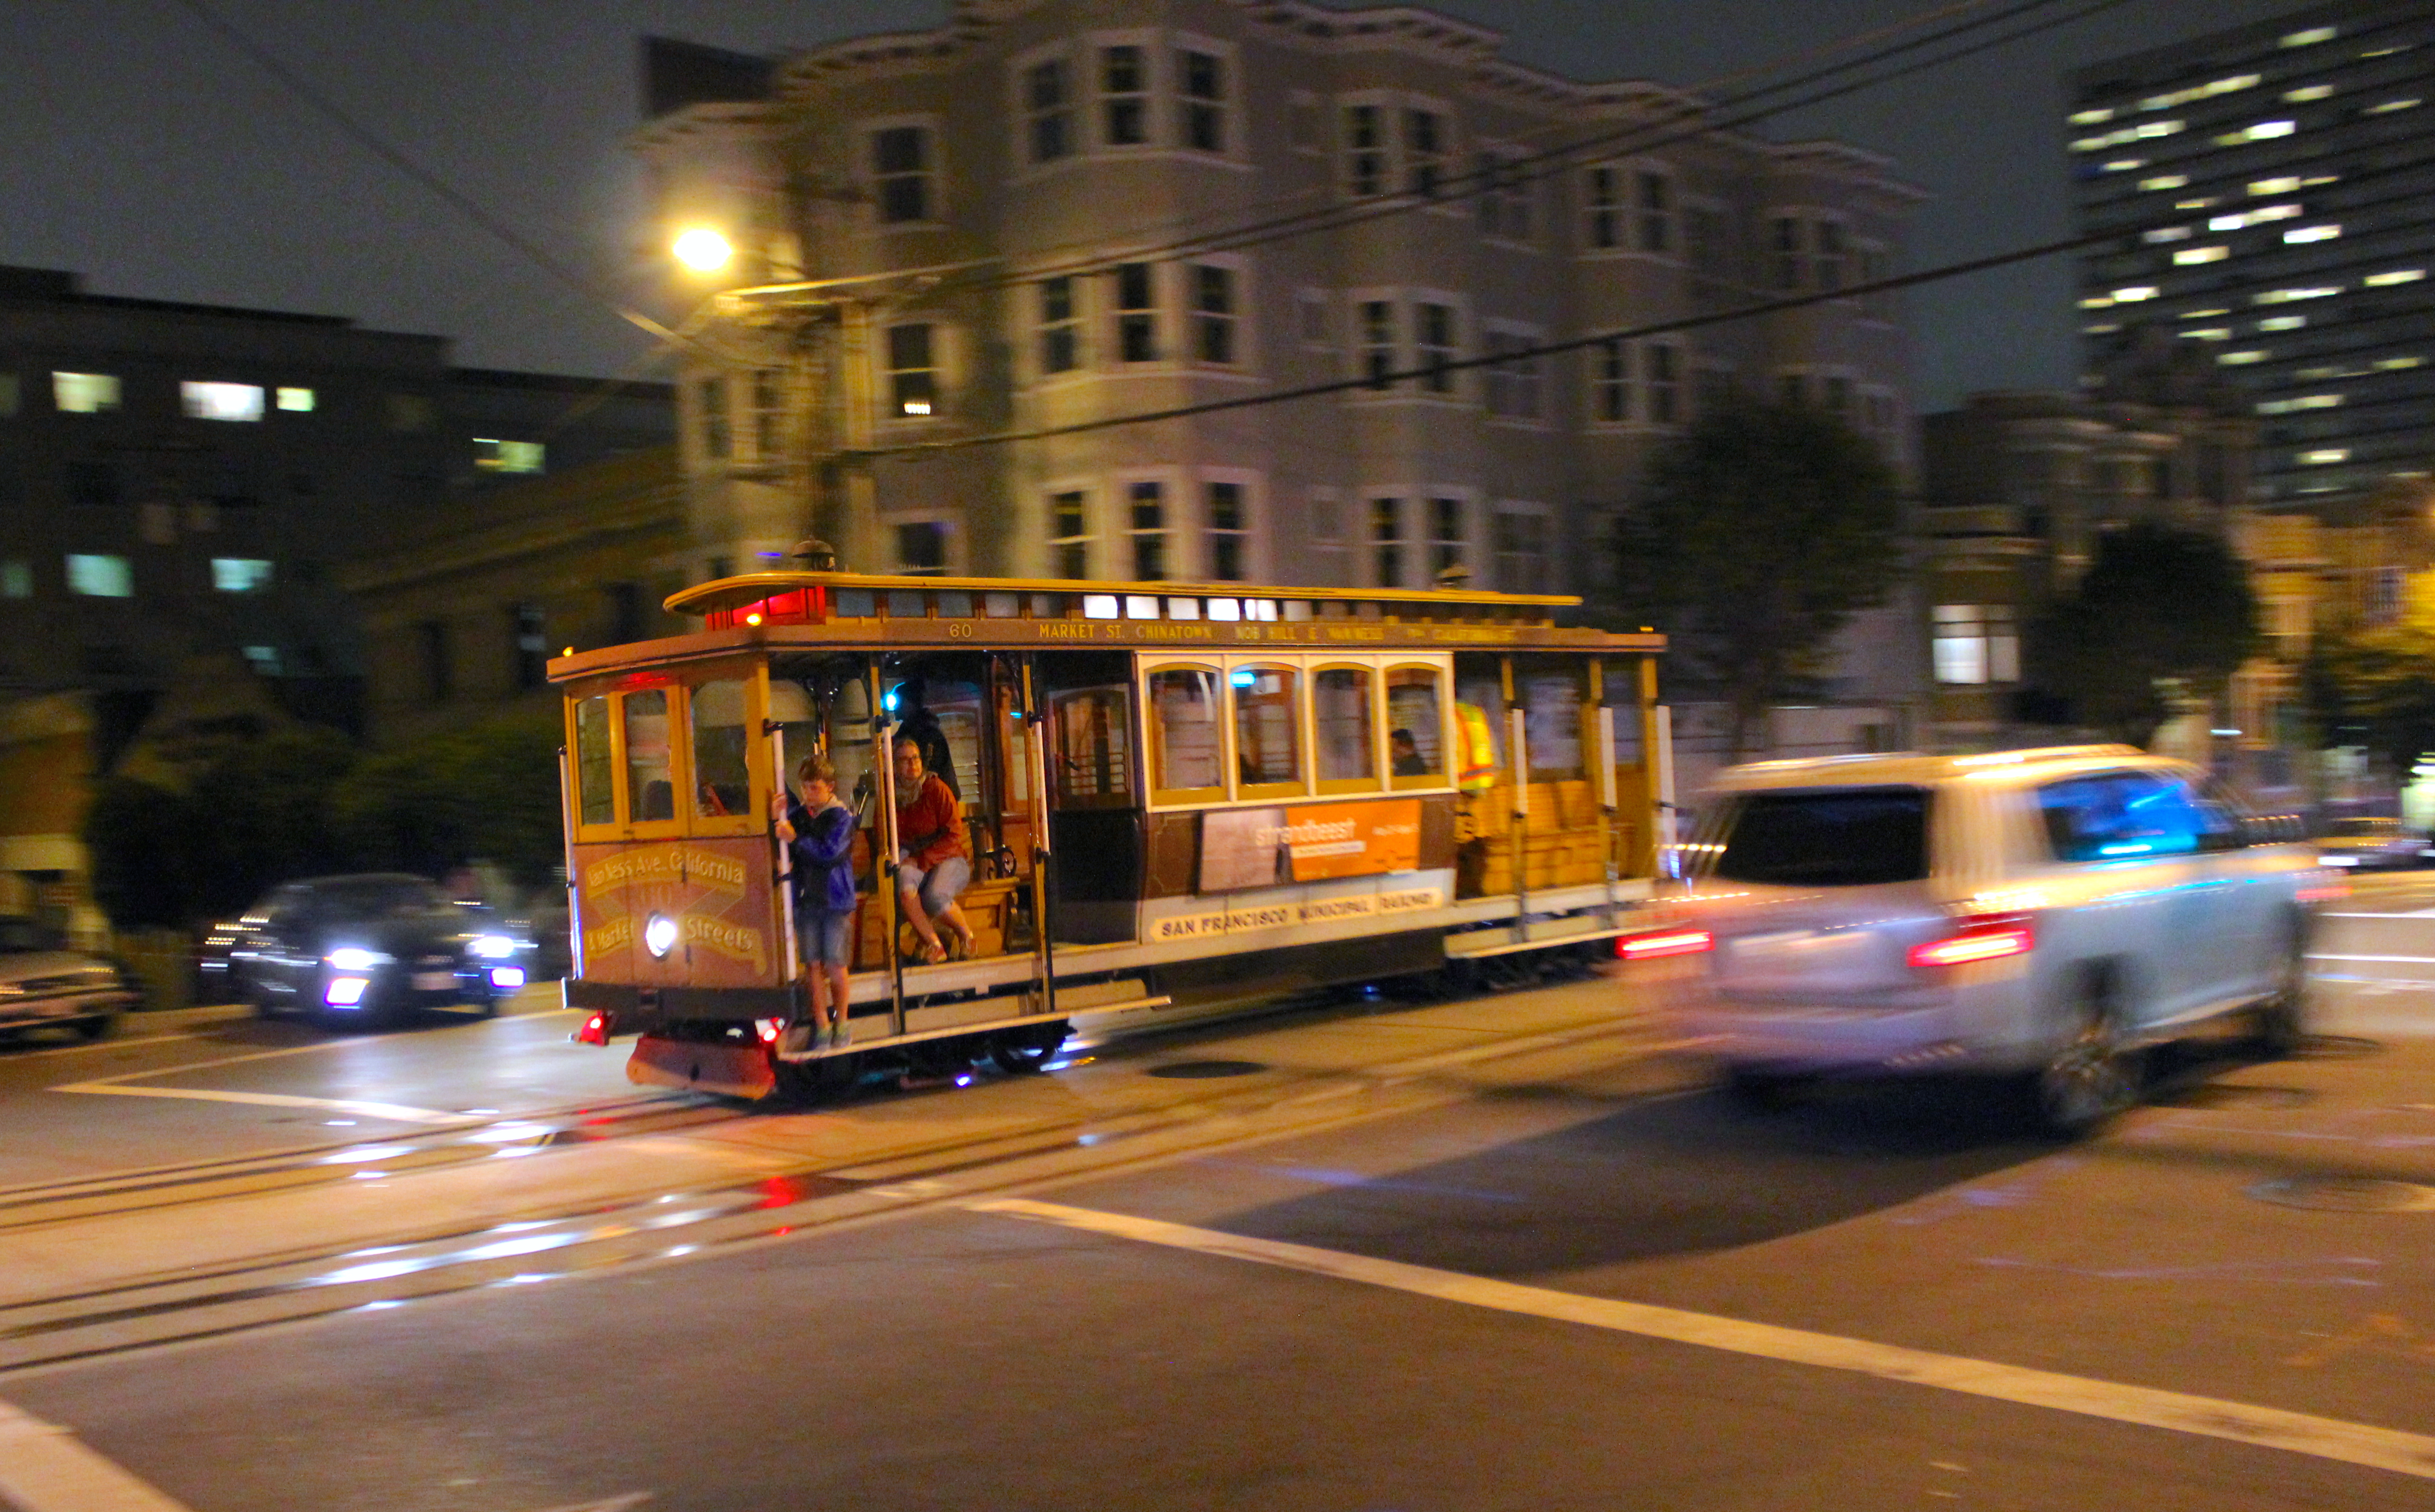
[326,947,391,971]
[644,914,680,958]
[469,934,518,959]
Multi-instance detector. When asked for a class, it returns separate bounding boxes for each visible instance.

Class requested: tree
[81,726,357,930]
[2303,621,2435,779]
[1613,398,1904,754]
[2027,524,2261,746]
[334,711,566,890]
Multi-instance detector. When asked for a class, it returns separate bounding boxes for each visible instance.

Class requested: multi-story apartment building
[0,265,672,705]
[633,2,1921,604]
[2072,0,2435,511]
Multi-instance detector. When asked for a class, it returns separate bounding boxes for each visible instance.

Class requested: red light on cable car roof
[615,671,672,692]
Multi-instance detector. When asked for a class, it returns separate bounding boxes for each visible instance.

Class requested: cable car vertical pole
[1592,661,1619,929]
[1638,653,1672,880]
[1022,656,1057,1020]
[556,745,584,983]
[1504,656,1527,945]
[769,718,800,1001]
[871,656,906,1038]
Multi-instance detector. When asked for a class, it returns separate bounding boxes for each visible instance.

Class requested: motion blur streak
[0,1397,194,1511]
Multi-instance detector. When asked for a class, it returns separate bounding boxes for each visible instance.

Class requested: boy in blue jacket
[773,754,858,1049]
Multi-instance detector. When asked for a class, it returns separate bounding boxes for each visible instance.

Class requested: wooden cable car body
[551,570,1667,1099]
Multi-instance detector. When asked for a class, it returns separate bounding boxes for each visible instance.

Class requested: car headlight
[2318,855,2359,867]
[469,934,518,960]
[644,914,679,958]
[326,947,393,971]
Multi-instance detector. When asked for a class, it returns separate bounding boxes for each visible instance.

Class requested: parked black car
[214,874,532,1027]
[0,917,139,1042]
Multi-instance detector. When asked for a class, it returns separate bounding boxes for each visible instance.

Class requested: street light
[672,227,733,273]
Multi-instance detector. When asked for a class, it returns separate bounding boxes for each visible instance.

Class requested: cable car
[551,563,1668,1099]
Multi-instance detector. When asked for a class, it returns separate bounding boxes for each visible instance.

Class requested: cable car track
[0,999,1686,1377]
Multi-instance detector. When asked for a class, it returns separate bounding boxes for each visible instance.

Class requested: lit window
[2217,120,2295,144]
[1,560,30,598]
[2365,268,2426,287]
[2142,226,2191,242]
[1933,604,2018,685]
[2083,322,2121,335]
[2067,108,2113,125]
[885,324,937,416]
[2258,316,2307,331]
[210,557,273,592]
[2184,328,2231,340]
[2112,285,2158,301]
[2219,350,2268,365]
[2366,98,2422,115]
[2279,26,2335,47]
[2179,307,2230,318]
[2256,286,2341,304]
[2173,246,2228,265]
[2078,296,2116,310]
[52,372,120,413]
[2101,158,2145,171]
[2284,84,2334,102]
[276,387,314,412]
[2284,224,2341,243]
[2250,177,2302,195]
[242,645,279,675]
[2298,448,2349,464]
[66,554,132,598]
[2175,197,2218,210]
[473,438,544,473]
[2138,174,2188,191]
[2376,355,2425,371]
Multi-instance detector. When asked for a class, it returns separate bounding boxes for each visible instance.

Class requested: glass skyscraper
[2071,0,2433,509]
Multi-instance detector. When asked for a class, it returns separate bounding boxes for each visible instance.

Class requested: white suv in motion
[1651,746,2321,1134]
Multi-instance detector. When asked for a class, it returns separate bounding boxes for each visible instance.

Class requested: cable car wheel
[987,1020,1069,1075]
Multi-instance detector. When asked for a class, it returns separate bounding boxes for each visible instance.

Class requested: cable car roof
[665,570,1582,619]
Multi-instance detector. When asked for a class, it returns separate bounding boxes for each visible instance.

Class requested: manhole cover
[1146,1059,1267,1080]
[2249,1176,2435,1213]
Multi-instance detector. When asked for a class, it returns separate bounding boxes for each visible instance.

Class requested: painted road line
[975,1198,2435,1483]
[49,1084,473,1126]
[0,1397,193,1511]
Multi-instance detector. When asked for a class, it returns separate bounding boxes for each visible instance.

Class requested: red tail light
[1907,914,2034,970]
[756,1018,785,1044]
[1618,927,1715,961]
[575,1012,609,1047]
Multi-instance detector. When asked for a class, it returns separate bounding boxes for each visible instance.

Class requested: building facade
[633,1,1921,605]
[2072,0,2435,512]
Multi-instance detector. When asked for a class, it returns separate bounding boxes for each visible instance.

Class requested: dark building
[2071,0,2435,510]
[0,266,672,715]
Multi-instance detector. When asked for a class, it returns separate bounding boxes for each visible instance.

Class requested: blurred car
[0,916,139,1042]
[1641,746,2320,1137]
[216,873,533,1027]
[2312,815,2430,871]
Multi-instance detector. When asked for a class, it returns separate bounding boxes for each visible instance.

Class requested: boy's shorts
[795,906,852,966]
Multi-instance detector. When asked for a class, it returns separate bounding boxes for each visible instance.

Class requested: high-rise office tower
[2071,1,2433,510]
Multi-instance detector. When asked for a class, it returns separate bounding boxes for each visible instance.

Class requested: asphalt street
[2,881,2434,1510]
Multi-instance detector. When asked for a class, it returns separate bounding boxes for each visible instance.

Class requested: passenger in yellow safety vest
[1455,702,1499,793]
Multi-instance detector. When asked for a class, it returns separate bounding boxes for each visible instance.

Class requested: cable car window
[1315,666,1376,787]
[623,689,675,822]
[1232,665,1302,794]
[1149,667,1226,800]
[1522,668,1584,779]
[1052,688,1134,807]
[574,695,615,826]
[1386,665,1445,784]
[690,679,750,818]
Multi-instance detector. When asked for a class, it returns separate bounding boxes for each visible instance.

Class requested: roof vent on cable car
[1434,562,1473,590]
[791,537,841,571]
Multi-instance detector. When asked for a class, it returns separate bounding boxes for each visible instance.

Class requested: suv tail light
[1907,913,2034,970]
[1617,927,1715,961]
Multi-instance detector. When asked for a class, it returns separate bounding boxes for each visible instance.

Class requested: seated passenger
[1390,727,1429,777]
[892,734,976,963]
[774,755,856,1049]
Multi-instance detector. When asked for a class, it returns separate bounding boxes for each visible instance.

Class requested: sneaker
[827,1024,850,1050]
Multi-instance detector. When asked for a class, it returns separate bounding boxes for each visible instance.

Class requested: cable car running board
[1445,919,1629,959]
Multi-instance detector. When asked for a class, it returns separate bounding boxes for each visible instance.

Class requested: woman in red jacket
[890,734,976,963]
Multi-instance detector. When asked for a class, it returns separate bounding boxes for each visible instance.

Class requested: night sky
[2,0,2301,410]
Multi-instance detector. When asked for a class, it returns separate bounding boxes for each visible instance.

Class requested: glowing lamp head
[672,227,732,272]
[644,913,680,958]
